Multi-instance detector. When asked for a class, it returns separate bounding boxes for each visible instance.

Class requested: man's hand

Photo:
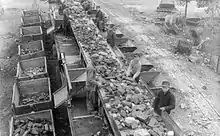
[132,77,135,81]
[160,107,165,111]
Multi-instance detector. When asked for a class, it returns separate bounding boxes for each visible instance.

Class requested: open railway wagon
[9,109,56,136]
[18,40,45,60]
[22,9,41,17]
[20,9,54,53]
[12,77,52,115]
[54,31,113,135]
[10,2,75,135]
[61,53,111,136]
[21,14,43,27]
[16,56,48,81]
[156,0,178,13]
[20,26,44,42]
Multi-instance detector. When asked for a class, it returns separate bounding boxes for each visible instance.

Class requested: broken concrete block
[105,103,111,109]
[125,117,140,129]
[133,104,146,111]
[126,94,133,100]
[131,94,143,104]
[149,129,158,136]
[115,120,123,130]
[117,86,126,94]
[148,117,158,127]
[111,113,118,119]
[153,127,164,136]
[121,100,132,107]
[120,110,127,117]
[136,112,150,121]
[121,130,135,136]
[131,110,142,118]
[167,131,174,136]
[134,129,150,136]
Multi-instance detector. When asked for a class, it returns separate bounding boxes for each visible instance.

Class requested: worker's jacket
[129,59,141,75]
[96,10,105,21]
[153,90,176,114]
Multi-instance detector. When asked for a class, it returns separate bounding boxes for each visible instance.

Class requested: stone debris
[125,117,140,129]
[22,67,45,77]
[180,103,187,109]
[167,131,174,136]
[20,92,49,105]
[13,117,53,136]
[20,48,40,55]
[148,117,158,127]
[134,129,150,136]
[63,0,170,135]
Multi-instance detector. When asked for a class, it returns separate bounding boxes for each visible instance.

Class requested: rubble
[20,48,39,55]
[13,118,53,136]
[134,129,150,136]
[148,117,158,127]
[22,67,45,77]
[167,131,174,136]
[63,0,169,135]
[20,92,49,105]
[125,117,140,129]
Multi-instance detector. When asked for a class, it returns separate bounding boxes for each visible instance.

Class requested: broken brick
[148,117,158,127]
[120,110,127,117]
[133,104,146,111]
[125,117,140,129]
[134,129,150,136]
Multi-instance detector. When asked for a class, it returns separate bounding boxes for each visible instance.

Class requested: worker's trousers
[86,87,98,112]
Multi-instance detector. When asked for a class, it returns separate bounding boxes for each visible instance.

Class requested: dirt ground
[0,8,20,136]
[94,0,220,135]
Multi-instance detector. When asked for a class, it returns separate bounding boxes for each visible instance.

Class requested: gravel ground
[0,8,20,136]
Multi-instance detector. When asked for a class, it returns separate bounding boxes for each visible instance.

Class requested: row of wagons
[10,9,55,136]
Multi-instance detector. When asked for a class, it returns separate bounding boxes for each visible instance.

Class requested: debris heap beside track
[64,0,170,135]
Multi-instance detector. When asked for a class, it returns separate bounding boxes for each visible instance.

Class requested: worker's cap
[161,81,170,87]
[169,87,176,91]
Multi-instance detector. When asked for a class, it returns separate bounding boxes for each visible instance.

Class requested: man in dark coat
[107,26,117,48]
[153,81,176,116]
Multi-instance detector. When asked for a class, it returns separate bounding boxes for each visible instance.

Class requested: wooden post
[184,0,188,18]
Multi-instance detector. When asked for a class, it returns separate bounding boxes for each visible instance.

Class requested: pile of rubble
[64,1,170,135]
[20,48,40,55]
[20,92,49,105]
[13,117,53,136]
[22,67,45,77]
